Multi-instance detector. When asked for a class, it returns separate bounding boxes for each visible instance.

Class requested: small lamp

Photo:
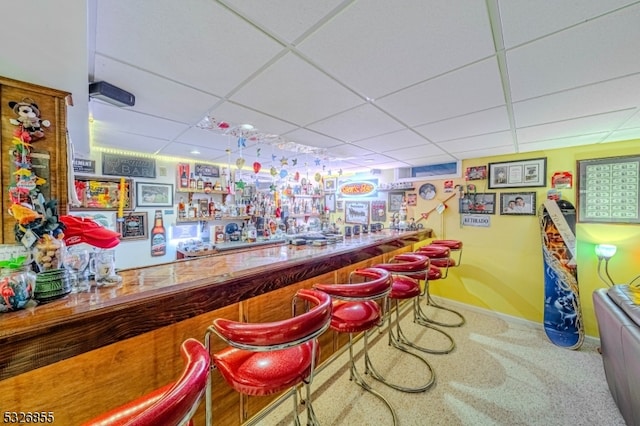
[595,244,617,287]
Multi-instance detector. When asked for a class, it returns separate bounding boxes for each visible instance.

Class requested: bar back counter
[0,229,431,425]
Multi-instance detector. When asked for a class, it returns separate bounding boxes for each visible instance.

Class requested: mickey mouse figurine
[8,100,51,139]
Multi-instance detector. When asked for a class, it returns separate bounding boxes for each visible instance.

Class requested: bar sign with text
[73,158,96,173]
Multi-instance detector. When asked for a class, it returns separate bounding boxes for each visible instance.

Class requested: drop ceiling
[88,0,640,176]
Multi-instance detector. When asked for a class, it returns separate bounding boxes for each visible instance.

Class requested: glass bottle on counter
[151,210,166,257]
[247,221,257,243]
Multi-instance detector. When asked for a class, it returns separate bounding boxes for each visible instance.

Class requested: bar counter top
[0,229,430,381]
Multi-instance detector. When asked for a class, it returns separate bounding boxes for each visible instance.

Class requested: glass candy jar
[33,234,64,273]
[0,264,35,312]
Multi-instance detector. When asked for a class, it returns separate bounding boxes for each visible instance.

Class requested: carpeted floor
[262,299,624,426]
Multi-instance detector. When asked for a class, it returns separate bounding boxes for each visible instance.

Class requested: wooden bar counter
[0,229,431,425]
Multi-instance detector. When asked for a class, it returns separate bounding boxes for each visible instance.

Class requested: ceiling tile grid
[85,0,640,176]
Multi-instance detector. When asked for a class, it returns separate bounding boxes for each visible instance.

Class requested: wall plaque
[102,153,156,178]
[73,158,96,174]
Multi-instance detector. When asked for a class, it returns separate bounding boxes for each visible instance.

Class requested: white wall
[0,0,90,155]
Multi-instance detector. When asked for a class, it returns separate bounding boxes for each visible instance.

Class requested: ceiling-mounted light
[240,124,254,130]
[190,149,200,155]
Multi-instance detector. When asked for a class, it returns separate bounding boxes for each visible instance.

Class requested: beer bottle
[151,210,166,257]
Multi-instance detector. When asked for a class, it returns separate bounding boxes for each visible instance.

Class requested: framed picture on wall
[388,192,404,212]
[488,158,547,189]
[577,154,640,223]
[345,201,370,225]
[500,192,537,215]
[459,193,496,214]
[324,193,336,212]
[136,182,174,207]
[117,211,149,240]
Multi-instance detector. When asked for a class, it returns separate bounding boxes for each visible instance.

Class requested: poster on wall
[345,201,370,225]
[371,200,386,222]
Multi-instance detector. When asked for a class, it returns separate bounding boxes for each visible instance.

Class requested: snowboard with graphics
[539,199,584,350]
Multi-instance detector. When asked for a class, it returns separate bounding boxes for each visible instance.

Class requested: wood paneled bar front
[0,229,431,425]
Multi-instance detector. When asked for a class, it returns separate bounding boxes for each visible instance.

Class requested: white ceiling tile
[230,52,364,126]
[415,107,510,142]
[519,133,610,152]
[376,58,505,126]
[513,74,640,127]
[436,131,514,154]
[454,146,516,160]
[220,0,345,43]
[618,110,640,129]
[507,4,640,101]
[298,0,495,98]
[282,128,343,150]
[351,130,434,153]
[91,128,169,154]
[601,127,640,143]
[157,142,229,163]
[208,102,298,136]
[89,101,189,139]
[95,0,284,96]
[516,110,634,144]
[307,104,405,143]
[93,54,221,124]
[498,0,637,48]
[402,154,458,167]
[382,144,447,161]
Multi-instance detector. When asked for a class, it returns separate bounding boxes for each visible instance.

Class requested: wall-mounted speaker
[89,81,135,107]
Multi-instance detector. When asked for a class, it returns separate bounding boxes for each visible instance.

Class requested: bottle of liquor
[151,210,166,257]
[196,174,204,191]
[189,173,196,189]
[180,168,188,188]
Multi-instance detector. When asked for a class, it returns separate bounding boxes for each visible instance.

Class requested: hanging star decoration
[314,158,321,166]
[322,164,326,171]
[292,158,297,166]
[235,179,246,190]
[237,137,246,148]
[269,183,277,192]
[280,156,288,166]
[271,154,277,162]
[256,147,261,157]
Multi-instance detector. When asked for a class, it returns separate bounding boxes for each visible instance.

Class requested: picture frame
[371,200,387,222]
[406,193,417,206]
[324,193,336,212]
[136,182,174,207]
[345,201,370,225]
[388,192,405,212]
[459,193,496,215]
[488,157,547,189]
[500,192,537,215]
[323,177,337,192]
[71,176,133,211]
[117,211,148,241]
[577,155,640,224]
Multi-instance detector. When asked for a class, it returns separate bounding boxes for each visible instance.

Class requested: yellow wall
[401,139,640,338]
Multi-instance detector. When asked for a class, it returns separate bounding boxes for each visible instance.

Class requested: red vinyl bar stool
[415,243,466,328]
[205,288,331,426]
[431,239,463,267]
[374,253,455,355]
[313,267,399,425]
[82,338,210,426]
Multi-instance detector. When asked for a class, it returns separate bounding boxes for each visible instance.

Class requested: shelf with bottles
[176,215,251,223]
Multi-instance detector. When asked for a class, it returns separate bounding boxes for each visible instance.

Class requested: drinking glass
[63,246,91,292]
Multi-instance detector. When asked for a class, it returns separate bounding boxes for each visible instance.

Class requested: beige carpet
[261,299,624,426]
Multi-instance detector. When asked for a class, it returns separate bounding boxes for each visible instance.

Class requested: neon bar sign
[339,181,376,197]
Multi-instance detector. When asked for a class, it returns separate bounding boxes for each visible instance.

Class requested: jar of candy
[0,264,35,312]
[33,234,64,273]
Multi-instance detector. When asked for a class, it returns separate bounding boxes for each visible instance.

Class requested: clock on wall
[419,183,436,200]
